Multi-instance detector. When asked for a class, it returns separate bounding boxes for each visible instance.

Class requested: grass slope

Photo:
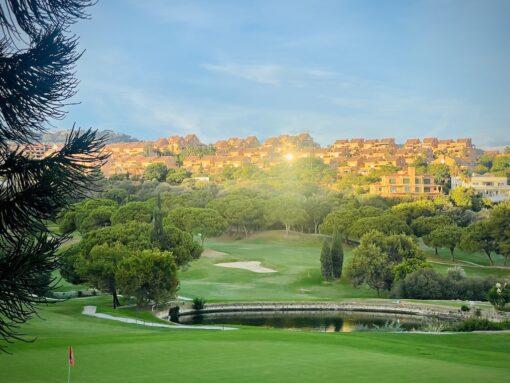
[1,297,509,383]
[179,231,510,302]
[180,231,374,301]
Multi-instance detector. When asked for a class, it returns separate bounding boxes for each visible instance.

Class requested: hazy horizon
[58,0,510,149]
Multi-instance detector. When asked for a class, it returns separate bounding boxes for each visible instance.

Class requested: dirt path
[428,259,510,270]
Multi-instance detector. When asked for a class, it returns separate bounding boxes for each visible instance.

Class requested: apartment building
[451,173,510,202]
[369,167,443,197]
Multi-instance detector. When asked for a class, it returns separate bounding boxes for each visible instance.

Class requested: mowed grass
[179,231,510,302]
[179,231,375,301]
[2,297,509,383]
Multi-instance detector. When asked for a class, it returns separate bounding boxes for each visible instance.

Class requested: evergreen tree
[0,1,106,351]
[150,194,165,248]
[320,238,333,281]
[330,231,344,280]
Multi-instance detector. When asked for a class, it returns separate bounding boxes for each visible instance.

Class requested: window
[415,187,421,193]
[415,178,421,184]
[423,178,431,185]
[389,178,396,185]
[403,178,410,184]
[424,187,431,193]
[404,186,410,193]
[390,187,397,193]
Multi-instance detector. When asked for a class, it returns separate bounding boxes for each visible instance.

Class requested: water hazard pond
[177,311,446,332]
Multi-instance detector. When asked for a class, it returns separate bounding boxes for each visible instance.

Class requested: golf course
[2,231,510,383]
[1,296,509,383]
[179,231,510,301]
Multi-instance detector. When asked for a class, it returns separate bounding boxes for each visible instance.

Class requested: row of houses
[20,132,509,201]
[26,133,482,180]
[369,168,510,201]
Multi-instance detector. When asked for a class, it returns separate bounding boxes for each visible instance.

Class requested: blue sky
[63,0,510,148]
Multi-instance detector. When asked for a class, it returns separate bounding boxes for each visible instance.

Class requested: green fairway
[178,231,510,302]
[179,231,375,301]
[2,297,509,383]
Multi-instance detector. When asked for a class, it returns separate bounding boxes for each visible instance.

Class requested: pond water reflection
[178,311,441,332]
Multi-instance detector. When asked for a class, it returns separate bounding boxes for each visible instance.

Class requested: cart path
[82,306,237,330]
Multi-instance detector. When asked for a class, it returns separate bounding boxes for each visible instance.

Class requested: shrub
[460,304,470,312]
[487,282,510,311]
[447,266,466,281]
[192,297,206,311]
[392,268,496,301]
[449,319,510,332]
[391,268,443,299]
[168,306,180,322]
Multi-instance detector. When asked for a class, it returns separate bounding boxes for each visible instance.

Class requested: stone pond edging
[156,301,508,322]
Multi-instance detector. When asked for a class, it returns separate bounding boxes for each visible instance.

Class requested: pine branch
[0,128,110,238]
[0,0,95,39]
[0,29,82,145]
[0,232,62,351]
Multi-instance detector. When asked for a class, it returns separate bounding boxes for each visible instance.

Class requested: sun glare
[285,153,294,161]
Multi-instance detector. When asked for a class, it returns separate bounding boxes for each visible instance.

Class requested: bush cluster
[391,267,496,301]
[487,282,510,311]
[192,297,206,311]
[448,318,510,332]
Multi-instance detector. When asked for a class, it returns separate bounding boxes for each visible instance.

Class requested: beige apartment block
[369,167,443,197]
[451,173,510,202]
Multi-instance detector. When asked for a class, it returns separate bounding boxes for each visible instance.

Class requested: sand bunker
[214,261,277,273]
[202,249,228,258]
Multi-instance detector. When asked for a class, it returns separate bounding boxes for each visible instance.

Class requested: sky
[62,0,510,148]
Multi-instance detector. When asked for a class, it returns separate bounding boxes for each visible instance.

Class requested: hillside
[41,129,139,144]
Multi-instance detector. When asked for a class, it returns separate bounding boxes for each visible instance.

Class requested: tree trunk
[485,251,494,266]
[285,223,290,235]
[112,289,120,309]
[435,247,438,255]
[450,248,455,261]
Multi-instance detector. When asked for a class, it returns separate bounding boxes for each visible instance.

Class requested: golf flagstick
[68,346,74,383]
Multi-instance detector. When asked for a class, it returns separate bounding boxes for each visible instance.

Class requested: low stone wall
[172,302,472,321]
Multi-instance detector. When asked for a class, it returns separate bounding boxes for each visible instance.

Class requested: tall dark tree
[0,0,106,351]
[150,194,165,248]
[320,238,333,281]
[330,231,344,280]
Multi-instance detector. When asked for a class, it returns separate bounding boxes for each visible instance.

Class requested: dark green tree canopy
[144,163,168,182]
[111,201,153,226]
[116,249,179,308]
[348,230,426,294]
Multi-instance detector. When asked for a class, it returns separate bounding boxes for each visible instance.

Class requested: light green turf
[2,297,509,383]
[179,231,510,302]
[179,231,375,301]
[421,243,508,267]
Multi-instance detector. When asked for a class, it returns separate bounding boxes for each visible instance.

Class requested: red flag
[69,346,74,366]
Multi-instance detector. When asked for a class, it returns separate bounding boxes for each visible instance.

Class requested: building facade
[451,174,510,202]
[369,167,443,197]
